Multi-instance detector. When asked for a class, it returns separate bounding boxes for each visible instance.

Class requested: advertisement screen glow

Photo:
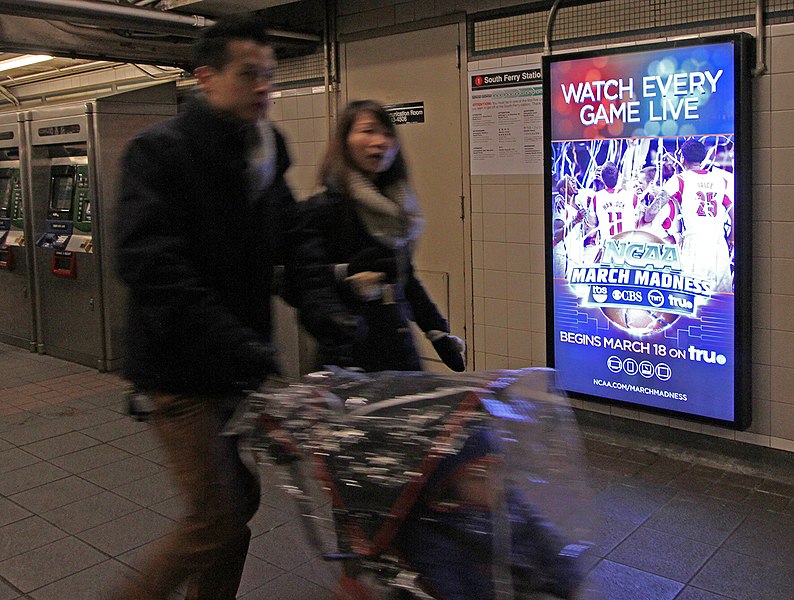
[544,37,750,427]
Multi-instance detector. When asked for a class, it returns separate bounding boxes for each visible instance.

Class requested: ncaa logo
[648,289,664,308]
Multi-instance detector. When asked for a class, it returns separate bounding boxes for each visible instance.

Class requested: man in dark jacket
[108,13,294,600]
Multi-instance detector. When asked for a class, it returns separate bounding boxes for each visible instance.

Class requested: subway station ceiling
[0,0,320,100]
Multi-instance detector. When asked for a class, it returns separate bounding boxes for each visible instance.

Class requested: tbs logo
[592,286,608,303]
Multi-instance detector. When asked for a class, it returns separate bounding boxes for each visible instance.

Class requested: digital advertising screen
[0,176,12,211]
[0,180,10,221]
[50,174,74,213]
[543,35,752,428]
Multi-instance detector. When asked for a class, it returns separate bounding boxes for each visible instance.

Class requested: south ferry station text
[559,331,651,354]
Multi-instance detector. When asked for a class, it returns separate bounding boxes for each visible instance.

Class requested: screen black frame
[49,170,75,216]
[0,176,10,220]
[542,33,753,430]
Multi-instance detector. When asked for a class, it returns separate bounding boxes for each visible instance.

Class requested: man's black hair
[600,162,619,188]
[192,13,271,72]
[681,139,707,165]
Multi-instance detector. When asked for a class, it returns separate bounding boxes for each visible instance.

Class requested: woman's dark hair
[319,99,408,193]
[192,13,271,72]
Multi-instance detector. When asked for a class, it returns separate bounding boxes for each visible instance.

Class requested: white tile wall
[268,86,329,201]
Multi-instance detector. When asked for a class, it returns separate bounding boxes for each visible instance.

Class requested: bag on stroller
[230,368,595,600]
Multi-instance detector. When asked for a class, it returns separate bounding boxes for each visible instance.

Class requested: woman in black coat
[292,99,465,372]
[291,102,586,600]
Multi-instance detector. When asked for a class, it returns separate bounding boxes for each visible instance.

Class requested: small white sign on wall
[384,101,425,124]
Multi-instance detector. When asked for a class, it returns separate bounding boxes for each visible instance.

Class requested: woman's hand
[346,270,385,301]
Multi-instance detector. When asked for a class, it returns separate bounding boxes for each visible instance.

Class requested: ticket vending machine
[0,112,37,350]
[36,157,93,276]
[28,83,176,370]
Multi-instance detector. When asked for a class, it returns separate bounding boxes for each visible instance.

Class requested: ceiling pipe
[0,0,208,35]
[2,60,115,86]
[0,0,320,42]
[0,85,19,106]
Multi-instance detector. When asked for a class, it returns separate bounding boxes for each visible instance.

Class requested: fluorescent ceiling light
[0,54,54,73]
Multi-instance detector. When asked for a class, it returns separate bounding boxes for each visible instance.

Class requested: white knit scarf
[246,119,277,198]
[346,170,425,251]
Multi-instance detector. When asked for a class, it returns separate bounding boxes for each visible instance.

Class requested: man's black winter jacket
[116,97,294,393]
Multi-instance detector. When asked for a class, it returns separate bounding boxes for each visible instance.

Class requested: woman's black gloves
[426,330,466,372]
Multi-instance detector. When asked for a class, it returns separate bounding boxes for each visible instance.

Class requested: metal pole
[0,0,208,36]
[752,0,767,77]
[544,0,564,56]
[0,0,321,42]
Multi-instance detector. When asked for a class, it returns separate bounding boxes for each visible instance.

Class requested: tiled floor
[1,341,794,599]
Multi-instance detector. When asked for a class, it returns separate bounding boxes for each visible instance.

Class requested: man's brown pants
[110,392,260,600]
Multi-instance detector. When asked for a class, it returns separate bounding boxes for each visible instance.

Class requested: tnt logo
[648,289,664,308]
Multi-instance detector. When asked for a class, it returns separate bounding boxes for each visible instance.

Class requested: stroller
[230,368,595,600]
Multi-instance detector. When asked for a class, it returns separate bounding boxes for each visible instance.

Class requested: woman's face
[346,111,399,178]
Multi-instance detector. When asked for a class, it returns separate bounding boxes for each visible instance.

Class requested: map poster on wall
[543,34,752,428]
[468,66,543,175]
